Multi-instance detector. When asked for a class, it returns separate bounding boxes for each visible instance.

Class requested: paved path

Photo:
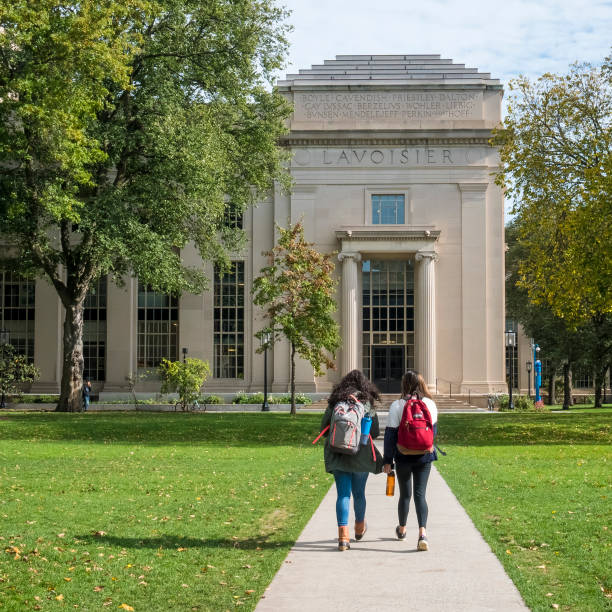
[256,461,527,611]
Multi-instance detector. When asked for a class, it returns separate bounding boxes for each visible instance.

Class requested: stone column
[416,251,438,389]
[338,251,361,374]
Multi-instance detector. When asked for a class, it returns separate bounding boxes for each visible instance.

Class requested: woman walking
[383,370,438,551]
[319,369,384,551]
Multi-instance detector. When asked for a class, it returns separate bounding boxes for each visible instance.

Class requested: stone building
[3,55,513,397]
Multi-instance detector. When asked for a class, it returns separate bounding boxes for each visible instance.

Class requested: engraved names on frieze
[293,91,482,123]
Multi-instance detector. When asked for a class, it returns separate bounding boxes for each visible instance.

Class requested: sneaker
[417,535,429,551]
[395,526,407,540]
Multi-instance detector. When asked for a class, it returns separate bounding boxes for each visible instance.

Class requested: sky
[276,0,612,96]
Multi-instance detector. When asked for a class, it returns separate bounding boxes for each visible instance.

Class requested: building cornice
[280,132,494,147]
[335,227,440,241]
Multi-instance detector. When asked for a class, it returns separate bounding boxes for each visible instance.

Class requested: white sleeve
[387,399,405,428]
[424,397,438,424]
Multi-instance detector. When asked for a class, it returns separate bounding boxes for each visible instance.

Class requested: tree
[252,222,341,415]
[158,357,210,411]
[0,343,40,405]
[0,1,292,411]
[493,56,612,404]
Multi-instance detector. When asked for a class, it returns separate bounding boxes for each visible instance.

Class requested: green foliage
[231,392,312,405]
[0,412,331,611]
[0,344,40,397]
[199,394,222,405]
[0,0,292,410]
[158,358,210,411]
[497,394,541,412]
[492,58,612,325]
[252,222,341,414]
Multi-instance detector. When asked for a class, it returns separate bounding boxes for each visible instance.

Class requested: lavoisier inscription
[293,91,482,122]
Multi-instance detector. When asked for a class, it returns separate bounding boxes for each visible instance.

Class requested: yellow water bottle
[386,470,395,496]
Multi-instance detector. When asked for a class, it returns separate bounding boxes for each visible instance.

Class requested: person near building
[383,369,438,551]
[82,379,92,411]
[318,369,384,551]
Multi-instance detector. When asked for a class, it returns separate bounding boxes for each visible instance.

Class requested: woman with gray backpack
[313,369,384,551]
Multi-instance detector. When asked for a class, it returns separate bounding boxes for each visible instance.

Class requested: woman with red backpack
[317,369,384,551]
[383,369,438,551]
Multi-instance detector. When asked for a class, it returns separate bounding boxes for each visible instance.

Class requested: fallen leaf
[56,595,64,601]
[58,533,65,538]
[119,605,135,611]
[177,547,187,552]
[94,586,104,592]
[546,593,553,597]
[537,565,546,569]
[245,590,255,595]
[92,531,106,537]
[64,577,72,582]
[242,565,252,569]
[181,584,189,588]
[552,605,559,610]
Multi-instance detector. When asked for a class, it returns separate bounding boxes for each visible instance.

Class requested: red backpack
[397,396,434,455]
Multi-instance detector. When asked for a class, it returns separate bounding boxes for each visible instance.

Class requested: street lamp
[0,329,10,409]
[260,331,272,412]
[526,361,532,398]
[505,330,517,410]
[182,347,188,362]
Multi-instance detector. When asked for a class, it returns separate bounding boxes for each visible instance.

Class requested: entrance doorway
[371,345,404,393]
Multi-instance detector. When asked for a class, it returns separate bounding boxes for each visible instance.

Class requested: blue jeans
[83,396,90,411]
[333,470,369,526]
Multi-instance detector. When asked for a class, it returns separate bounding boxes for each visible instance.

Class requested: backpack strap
[369,434,376,461]
[312,425,330,445]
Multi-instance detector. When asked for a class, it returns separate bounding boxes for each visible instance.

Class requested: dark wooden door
[372,346,404,393]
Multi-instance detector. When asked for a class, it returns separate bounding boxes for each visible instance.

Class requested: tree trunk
[56,300,85,412]
[290,342,296,416]
[547,370,556,405]
[562,362,572,410]
[594,365,605,408]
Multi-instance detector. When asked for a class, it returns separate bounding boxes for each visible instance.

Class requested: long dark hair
[401,369,432,400]
[327,369,381,408]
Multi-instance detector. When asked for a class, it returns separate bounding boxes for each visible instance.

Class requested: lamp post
[0,329,10,409]
[182,347,188,363]
[526,361,532,398]
[260,331,271,412]
[505,330,517,410]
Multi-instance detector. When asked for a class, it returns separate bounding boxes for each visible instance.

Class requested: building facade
[15,55,514,396]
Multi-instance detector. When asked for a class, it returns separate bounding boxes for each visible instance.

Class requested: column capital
[415,251,439,263]
[338,251,362,263]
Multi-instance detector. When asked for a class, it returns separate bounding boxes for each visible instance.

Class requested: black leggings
[396,461,432,528]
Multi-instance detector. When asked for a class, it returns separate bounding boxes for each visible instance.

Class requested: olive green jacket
[320,403,384,474]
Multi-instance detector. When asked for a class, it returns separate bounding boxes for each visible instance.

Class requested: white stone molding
[338,252,362,374]
[415,250,438,389]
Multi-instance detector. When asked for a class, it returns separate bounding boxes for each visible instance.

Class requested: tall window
[137,283,178,370]
[0,271,35,362]
[214,262,244,378]
[505,319,518,389]
[362,260,414,378]
[83,276,107,381]
[372,194,405,224]
[573,367,593,388]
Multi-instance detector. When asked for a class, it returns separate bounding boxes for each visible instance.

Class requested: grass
[0,412,331,611]
[436,412,612,612]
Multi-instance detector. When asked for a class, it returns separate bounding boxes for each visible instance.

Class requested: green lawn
[436,412,612,612]
[0,412,331,611]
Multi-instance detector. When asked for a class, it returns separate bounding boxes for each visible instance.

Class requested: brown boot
[338,526,350,551]
[354,520,367,541]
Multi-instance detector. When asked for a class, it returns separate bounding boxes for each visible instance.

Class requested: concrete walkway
[256,462,527,611]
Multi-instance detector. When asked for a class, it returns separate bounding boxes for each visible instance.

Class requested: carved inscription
[291,147,487,167]
[294,91,481,122]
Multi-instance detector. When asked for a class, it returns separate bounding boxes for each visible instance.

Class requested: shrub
[498,394,546,412]
[200,394,222,405]
[158,358,210,411]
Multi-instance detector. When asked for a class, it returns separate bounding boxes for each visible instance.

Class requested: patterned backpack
[313,394,365,455]
[397,396,434,454]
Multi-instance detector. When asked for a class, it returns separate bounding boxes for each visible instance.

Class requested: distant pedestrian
[383,369,438,551]
[82,379,92,411]
[317,369,384,551]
